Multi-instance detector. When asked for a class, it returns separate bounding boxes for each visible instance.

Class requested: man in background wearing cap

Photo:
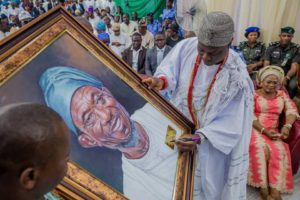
[86,6,101,35]
[112,12,121,25]
[95,21,110,46]
[143,12,254,200]
[239,26,265,79]
[95,21,106,35]
[109,22,131,57]
[264,27,299,98]
[136,18,154,49]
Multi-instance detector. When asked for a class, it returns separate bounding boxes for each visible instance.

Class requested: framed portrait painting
[0,7,195,200]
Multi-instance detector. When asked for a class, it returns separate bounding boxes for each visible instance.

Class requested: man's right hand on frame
[142,77,165,91]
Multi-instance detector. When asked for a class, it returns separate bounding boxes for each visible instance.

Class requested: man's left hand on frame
[175,134,200,152]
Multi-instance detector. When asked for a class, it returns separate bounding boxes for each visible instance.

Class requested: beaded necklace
[187,53,228,129]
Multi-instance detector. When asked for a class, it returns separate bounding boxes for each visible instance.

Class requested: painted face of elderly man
[40,66,188,200]
[39,66,149,159]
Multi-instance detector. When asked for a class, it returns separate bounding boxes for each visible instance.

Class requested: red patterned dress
[248,90,298,193]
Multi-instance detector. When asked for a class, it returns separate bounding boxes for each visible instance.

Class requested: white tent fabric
[204,0,300,46]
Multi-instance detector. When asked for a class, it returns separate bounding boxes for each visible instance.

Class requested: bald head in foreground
[0,103,70,200]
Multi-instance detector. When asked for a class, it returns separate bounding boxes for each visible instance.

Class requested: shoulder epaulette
[239,41,247,47]
[256,41,265,46]
[291,43,300,48]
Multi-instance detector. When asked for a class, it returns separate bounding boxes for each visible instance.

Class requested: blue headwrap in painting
[39,66,103,135]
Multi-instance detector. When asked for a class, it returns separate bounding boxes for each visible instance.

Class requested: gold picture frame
[0,7,195,200]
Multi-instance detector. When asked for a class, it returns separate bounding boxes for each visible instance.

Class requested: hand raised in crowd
[142,77,165,91]
[112,41,122,46]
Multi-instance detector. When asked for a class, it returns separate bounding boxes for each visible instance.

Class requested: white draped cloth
[155,37,254,200]
[122,103,182,200]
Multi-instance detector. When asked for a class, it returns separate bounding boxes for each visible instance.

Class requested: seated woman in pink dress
[248,65,298,200]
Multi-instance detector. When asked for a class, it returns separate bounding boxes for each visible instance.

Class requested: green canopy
[114,0,166,20]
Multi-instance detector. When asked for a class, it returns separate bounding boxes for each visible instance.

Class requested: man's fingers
[142,77,158,89]
[176,140,196,152]
[142,78,153,86]
[143,77,166,91]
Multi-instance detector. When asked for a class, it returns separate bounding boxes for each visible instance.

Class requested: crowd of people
[3,0,299,100]
[0,0,187,75]
[0,0,59,39]
[79,0,187,77]
[1,1,300,200]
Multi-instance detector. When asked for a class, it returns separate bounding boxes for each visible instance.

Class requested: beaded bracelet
[283,123,292,130]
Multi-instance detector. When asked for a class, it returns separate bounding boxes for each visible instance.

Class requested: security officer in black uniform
[264,26,299,98]
[239,26,265,79]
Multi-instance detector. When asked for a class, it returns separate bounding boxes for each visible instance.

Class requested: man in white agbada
[144,12,254,200]
[39,66,182,200]
[109,23,131,57]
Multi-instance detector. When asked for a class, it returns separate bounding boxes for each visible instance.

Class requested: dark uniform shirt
[264,41,299,75]
[297,47,300,64]
[238,41,266,65]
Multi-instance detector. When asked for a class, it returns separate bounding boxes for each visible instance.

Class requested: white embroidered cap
[198,12,234,47]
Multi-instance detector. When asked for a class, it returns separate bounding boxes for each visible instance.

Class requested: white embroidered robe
[155,37,254,200]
